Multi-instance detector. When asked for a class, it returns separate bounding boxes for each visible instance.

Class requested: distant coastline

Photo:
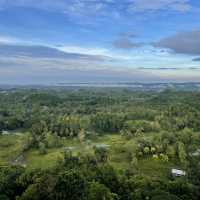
[0,82,200,91]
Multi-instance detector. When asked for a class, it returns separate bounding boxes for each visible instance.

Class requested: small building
[171,169,186,177]
[2,131,9,135]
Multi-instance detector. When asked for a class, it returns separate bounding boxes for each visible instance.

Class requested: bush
[38,142,47,155]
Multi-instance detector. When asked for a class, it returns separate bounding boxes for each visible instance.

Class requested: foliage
[0,89,200,199]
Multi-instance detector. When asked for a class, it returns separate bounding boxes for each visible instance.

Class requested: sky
[0,0,200,84]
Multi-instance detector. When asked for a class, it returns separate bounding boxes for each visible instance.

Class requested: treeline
[1,89,200,135]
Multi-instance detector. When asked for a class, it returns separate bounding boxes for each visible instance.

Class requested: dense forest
[0,88,200,200]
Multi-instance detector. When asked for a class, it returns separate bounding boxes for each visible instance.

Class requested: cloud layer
[0,43,162,84]
[0,1,199,84]
[0,44,114,71]
[154,29,200,55]
[0,42,200,84]
[193,57,200,61]
[0,44,110,61]
[0,0,192,16]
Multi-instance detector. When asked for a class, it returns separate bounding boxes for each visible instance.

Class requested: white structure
[171,169,186,177]
[192,149,200,157]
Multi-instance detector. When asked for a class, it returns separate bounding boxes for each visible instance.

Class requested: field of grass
[0,133,25,165]
[0,132,176,180]
[23,134,126,169]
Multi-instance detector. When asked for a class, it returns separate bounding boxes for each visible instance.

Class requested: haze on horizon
[0,0,200,84]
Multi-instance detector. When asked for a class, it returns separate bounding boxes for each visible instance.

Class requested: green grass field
[0,133,25,165]
[0,132,177,180]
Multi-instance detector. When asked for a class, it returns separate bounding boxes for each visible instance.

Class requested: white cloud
[57,45,109,56]
[56,45,133,60]
[0,35,19,44]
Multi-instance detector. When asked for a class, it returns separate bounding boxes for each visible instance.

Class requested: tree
[177,142,187,165]
[19,172,56,200]
[0,194,9,200]
[95,164,119,193]
[168,179,197,200]
[159,154,169,162]
[91,113,124,133]
[30,121,47,147]
[151,193,181,200]
[151,147,156,154]
[62,148,81,169]
[94,146,109,163]
[166,145,176,159]
[78,129,86,143]
[53,170,88,200]
[144,147,150,154]
[88,181,118,200]
[45,132,62,148]
[135,128,144,137]
[38,142,47,155]
[131,155,138,171]
[0,166,24,199]
[180,128,193,146]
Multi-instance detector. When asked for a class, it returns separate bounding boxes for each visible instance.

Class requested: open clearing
[0,132,175,180]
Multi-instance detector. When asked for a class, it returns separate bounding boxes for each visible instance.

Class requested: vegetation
[0,88,200,199]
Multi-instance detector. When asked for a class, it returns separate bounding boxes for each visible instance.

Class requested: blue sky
[0,0,200,84]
